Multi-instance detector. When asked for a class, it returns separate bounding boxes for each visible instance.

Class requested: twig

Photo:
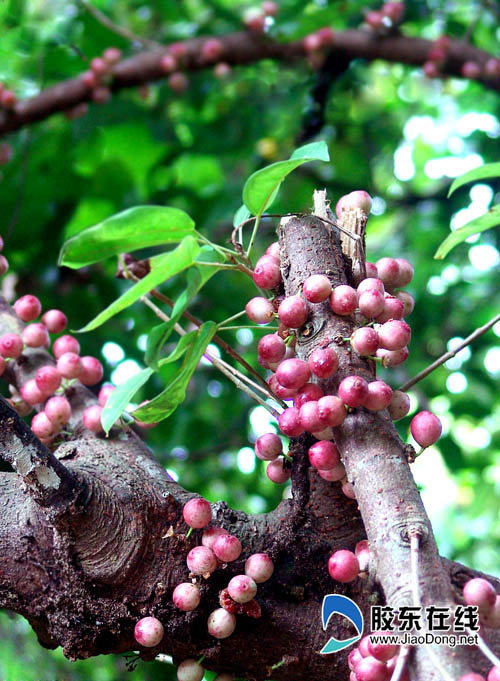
[399,311,500,392]
[389,646,411,681]
[476,634,500,668]
[79,0,162,49]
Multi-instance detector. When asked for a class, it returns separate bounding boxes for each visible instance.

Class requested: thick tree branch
[1,30,499,136]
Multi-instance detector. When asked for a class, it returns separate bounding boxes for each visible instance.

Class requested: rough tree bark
[0,195,498,681]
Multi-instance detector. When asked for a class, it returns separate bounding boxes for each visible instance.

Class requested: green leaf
[447,163,500,197]
[242,141,330,216]
[77,236,200,332]
[434,205,500,259]
[158,331,197,366]
[58,206,195,269]
[101,368,154,435]
[233,204,251,228]
[132,321,217,423]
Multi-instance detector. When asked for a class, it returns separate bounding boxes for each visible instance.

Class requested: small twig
[476,634,500,668]
[390,646,411,681]
[79,0,162,49]
[218,309,247,327]
[399,311,500,392]
[218,324,279,331]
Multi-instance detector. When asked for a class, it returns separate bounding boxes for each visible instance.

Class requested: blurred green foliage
[1,0,500,678]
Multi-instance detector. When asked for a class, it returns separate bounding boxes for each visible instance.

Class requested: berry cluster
[243,2,279,33]
[423,36,500,81]
[80,47,122,105]
[348,634,402,681]
[328,541,370,584]
[364,2,405,32]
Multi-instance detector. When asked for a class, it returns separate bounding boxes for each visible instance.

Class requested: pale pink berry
[311,426,334,441]
[82,405,103,433]
[8,397,32,416]
[309,347,338,378]
[278,407,304,437]
[485,59,500,78]
[338,375,369,408]
[378,320,411,351]
[20,379,46,405]
[79,356,103,386]
[35,366,61,395]
[160,54,177,73]
[393,258,413,287]
[336,191,372,217]
[243,7,266,32]
[202,526,228,549]
[258,334,285,363]
[410,411,442,448]
[22,323,49,348]
[388,390,410,421]
[351,327,379,356]
[172,582,201,611]
[207,608,236,639]
[81,70,98,88]
[358,636,372,657]
[303,274,332,303]
[304,32,322,53]
[355,540,371,573]
[367,636,398,662]
[278,295,308,328]
[268,375,297,400]
[103,47,122,64]
[262,1,279,16]
[328,549,360,582]
[364,381,393,411]
[265,241,280,260]
[168,42,188,59]
[13,295,41,322]
[98,383,115,406]
[423,61,440,78]
[376,257,401,289]
[255,432,282,461]
[183,497,212,528]
[178,659,204,681]
[317,27,335,46]
[228,574,257,603]
[382,1,404,23]
[376,346,409,367]
[45,396,71,425]
[329,285,357,315]
[214,62,231,78]
[294,383,324,409]
[308,440,340,470]
[299,401,326,433]
[348,648,363,670]
[463,578,496,614]
[483,597,500,628]
[266,458,291,483]
[0,255,8,276]
[365,262,378,278]
[276,358,310,390]
[53,334,80,358]
[317,395,347,426]
[253,255,281,289]
[357,277,385,296]
[358,289,385,319]
[41,309,67,333]
[168,72,189,93]
[318,464,346,482]
[355,657,391,681]
[245,297,275,324]
[201,38,223,63]
[134,617,164,647]
[365,10,384,29]
[245,553,274,583]
[376,295,405,324]
[457,676,486,681]
[57,352,83,379]
[462,61,481,79]
[213,534,242,562]
[395,291,414,317]
[32,412,59,440]
[90,57,108,76]
[488,669,500,681]
[187,545,217,575]
[0,333,23,358]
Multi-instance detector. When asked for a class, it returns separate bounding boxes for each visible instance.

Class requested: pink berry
[172,583,201,611]
[8,397,32,416]
[458,676,486,681]
[0,333,23,358]
[1,90,17,109]
[463,578,496,614]
[253,255,281,289]
[266,458,291,483]
[365,10,384,29]
[53,334,80,358]
[351,327,379,356]
[278,295,308,328]
[213,534,242,562]
[45,396,72,425]
[187,545,217,575]
[376,346,409,368]
[35,366,61,395]
[0,255,8,276]
[202,526,228,549]
[365,262,378,278]
[168,42,188,59]
[82,405,103,433]
[201,38,223,63]
[57,352,83,379]
[245,297,275,324]
[318,464,346,482]
[276,358,311,390]
[423,61,440,78]
[81,70,98,88]
[349,648,363,670]
[262,1,279,16]
[378,320,411,351]
[168,72,189,93]
[178,659,204,681]
[338,375,369,408]
[20,379,46,405]
[367,637,398,662]
[245,553,274,583]
[255,432,282,461]
[388,391,410,421]
[355,657,391,681]
[227,574,257,603]
[317,27,335,46]
[265,241,280,260]
[299,401,326,433]
[214,62,231,79]
[382,1,404,22]
[462,62,481,79]
[376,258,401,290]
[243,8,266,32]
[160,54,177,73]
[317,395,347,427]
[358,290,385,319]
[304,32,323,53]
[395,291,414,317]
[268,374,297,400]
[328,549,360,582]
[364,381,393,411]
[329,285,357,315]
[309,347,338,378]
[134,617,164,647]
[13,295,41,322]
[207,608,236,638]
[336,190,372,217]
[278,407,304,437]
[485,59,500,78]
[410,411,442,448]
[303,274,332,303]
[102,47,121,64]
[308,440,340,470]
[294,383,324,409]
[489,670,500,681]
[393,258,413,288]
[376,295,405,324]
[183,497,212,529]
[355,540,371,572]
[357,278,385,296]
[79,356,103,386]
[32,412,59,440]
[98,383,115,406]
[483,597,500,628]
[90,57,109,76]
[41,309,67,333]
[258,334,286,363]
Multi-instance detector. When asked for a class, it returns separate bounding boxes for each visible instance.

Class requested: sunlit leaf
[447,163,500,197]
[101,368,154,435]
[434,205,500,259]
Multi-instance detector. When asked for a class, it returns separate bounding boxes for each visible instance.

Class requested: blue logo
[320,594,364,654]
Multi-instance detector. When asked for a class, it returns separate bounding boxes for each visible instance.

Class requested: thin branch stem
[399,311,500,392]
[476,634,500,668]
[79,0,162,49]
[246,214,261,259]
[390,646,411,681]
[217,309,247,328]
[219,325,279,331]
